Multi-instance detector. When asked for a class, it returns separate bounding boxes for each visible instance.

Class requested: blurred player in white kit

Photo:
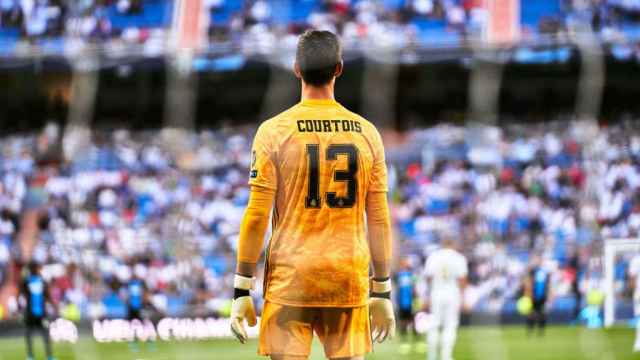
[629,254,640,352]
[424,238,468,360]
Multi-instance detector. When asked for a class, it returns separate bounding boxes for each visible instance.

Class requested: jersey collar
[299,98,339,107]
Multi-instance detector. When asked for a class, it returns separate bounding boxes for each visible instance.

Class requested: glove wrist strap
[371,277,392,299]
[234,274,254,290]
[233,288,250,299]
[233,274,254,299]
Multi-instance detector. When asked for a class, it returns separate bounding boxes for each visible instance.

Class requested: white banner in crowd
[51,313,433,343]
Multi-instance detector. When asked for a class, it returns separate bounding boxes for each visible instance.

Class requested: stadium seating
[106,0,173,30]
[520,0,561,28]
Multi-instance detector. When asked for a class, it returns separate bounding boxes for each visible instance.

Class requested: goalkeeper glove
[230,274,257,344]
[369,277,396,343]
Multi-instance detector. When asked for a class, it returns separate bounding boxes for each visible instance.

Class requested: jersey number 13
[305,144,358,209]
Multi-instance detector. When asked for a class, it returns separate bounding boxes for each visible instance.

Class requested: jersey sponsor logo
[28,279,43,295]
[130,284,142,296]
[296,119,362,133]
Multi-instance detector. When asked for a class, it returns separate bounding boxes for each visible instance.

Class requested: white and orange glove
[369,277,396,343]
[230,274,257,343]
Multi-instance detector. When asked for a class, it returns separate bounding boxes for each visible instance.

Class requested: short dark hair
[28,261,40,275]
[296,30,342,86]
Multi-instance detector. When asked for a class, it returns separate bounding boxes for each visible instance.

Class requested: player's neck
[300,82,335,102]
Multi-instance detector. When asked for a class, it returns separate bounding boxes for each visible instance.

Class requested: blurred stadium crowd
[3,0,640,52]
[0,120,639,321]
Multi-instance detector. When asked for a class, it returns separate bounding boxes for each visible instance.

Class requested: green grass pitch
[0,326,635,360]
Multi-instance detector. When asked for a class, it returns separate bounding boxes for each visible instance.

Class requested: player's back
[249,98,387,307]
[425,248,467,298]
[631,255,640,293]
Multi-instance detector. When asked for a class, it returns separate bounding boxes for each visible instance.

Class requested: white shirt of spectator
[599,190,625,221]
[413,0,433,15]
[424,248,468,300]
[447,5,465,25]
[250,0,270,22]
[629,255,640,301]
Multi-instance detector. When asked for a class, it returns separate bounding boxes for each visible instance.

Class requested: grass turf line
[0,325,635,360]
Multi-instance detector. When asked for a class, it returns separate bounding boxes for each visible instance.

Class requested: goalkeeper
[230,30,395,360]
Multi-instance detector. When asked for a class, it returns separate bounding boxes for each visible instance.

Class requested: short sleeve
[424,255,435,277]
[630,257,640,277]
[458,255,468,278]
[248,123,278,191]
[368,127,388,193]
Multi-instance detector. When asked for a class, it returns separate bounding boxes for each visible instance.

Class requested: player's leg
[258,302,315,359]
[526,301,539,336]
[428,297,444,360]
[573,288,582,322]
[39,324,54,359]
[536,300,546,336]
[25,324,35,360]
[427,325,440,360]
[270,355,308,360]
[315,306,371,360]
[271,356,363,360]
[440,299,460,360]
[635,318,640,352]
[127,308,141,351]
[634,294,640,351]
[398,316,408,339]
[397,311,411,354]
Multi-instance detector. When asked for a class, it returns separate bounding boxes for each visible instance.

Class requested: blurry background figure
[525,255,551,337]
[424,237,468,360]
[394,257,417,355]
[125,264,146,323]
[567,249,584,323]
[19,261,55,360]
[123,262,153,352]
[577,259,605,329]
[628,254,640,352]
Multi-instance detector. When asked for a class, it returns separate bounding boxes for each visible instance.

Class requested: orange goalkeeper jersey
[249,98,388,307]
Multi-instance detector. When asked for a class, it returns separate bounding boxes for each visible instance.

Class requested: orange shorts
[258,301,372,358]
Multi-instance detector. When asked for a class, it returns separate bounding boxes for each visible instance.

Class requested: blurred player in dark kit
[395,258,416,354]
[20,262,55,360]
[525,256,551,337]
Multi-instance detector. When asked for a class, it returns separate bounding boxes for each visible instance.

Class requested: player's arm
[366,127,392,280]
[523,273,533,298]
[231,123,277,344]
[458,277,468,297]
[423,250,434,312]
[235,186,275,277]
[629,260,638,294]
[367,191,392,280]
[366,127,395,343]
[458,257,469,311]
[230,185,274,343]
[44,281,52,305]
[18,279,27,312]
[545,274,554,303]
